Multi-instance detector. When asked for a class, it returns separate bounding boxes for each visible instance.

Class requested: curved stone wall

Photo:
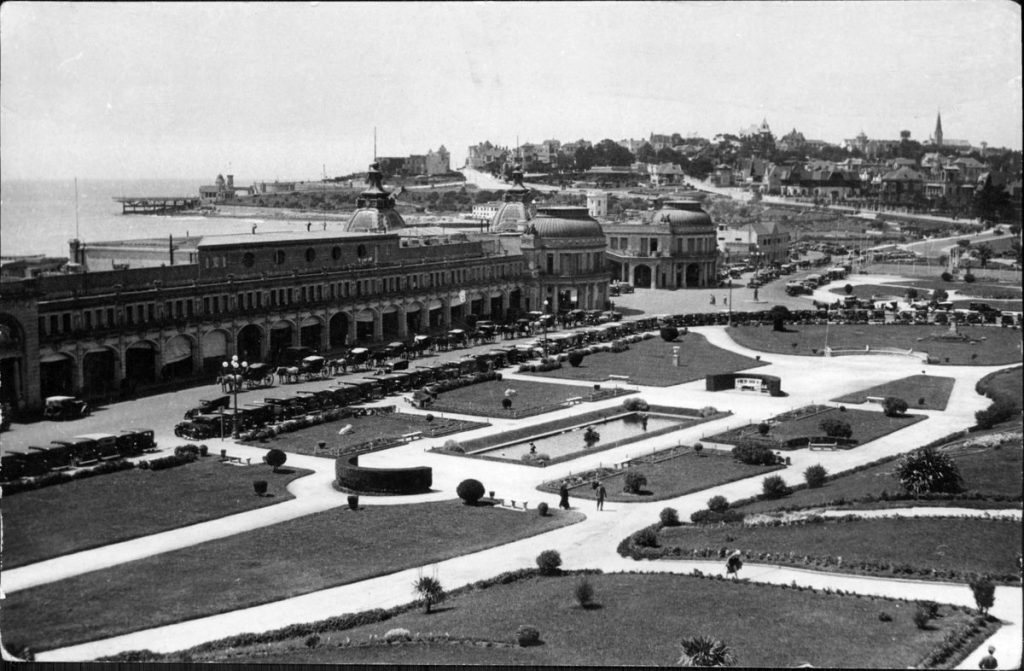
[335,454,432,494]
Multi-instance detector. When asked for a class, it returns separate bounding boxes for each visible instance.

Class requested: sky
[1,1,1021,182]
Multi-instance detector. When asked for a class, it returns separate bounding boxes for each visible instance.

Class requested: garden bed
[425,378,633,419]
[538,446,783,502]
[522,333,767,387]
[2,457,312,568]
[831,375,956,410]
[3,502,584,652]
[240,411,488,457]
[632,516,1021,584]
[727,324,1022,365]
[129,572,994,668]
[706,404,923,450]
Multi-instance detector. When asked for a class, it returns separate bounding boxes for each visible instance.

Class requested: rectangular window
[317,285,323,300]
[148,304,155,321]
[107,308,115,325]
[546,254,554,274]
[83,311,92,329]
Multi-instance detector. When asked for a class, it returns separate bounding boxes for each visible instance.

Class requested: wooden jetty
[112,196,201,214]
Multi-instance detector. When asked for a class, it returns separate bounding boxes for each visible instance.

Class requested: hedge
[335,454,432,494]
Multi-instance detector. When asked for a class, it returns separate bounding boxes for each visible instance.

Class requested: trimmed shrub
[633,526,659,547]
[574,577,595,607]
[882,396,908,417]
[536,549,562,575]
[913,604,932,629]
[690,509,745,524]
[878,611,893,622]
[732,443,777,466]
[516,625,541,647]
[264,448,287,471]
[622,397,650,412]
[384,628,411,642]
[820,417,852,439]
[964,272,976,283]
[567,350,585,367]
[940,271,953,282]
[761,474,791,499]
[501,397,513,410]
[969,576,995,614]
[659,326,679,342]
[537,501,549,517]
[895,448,963,495]
[757,422,771,435]
[304,634,320,648]
[804,464,828,489]
[623,470,647,494]
[693,443,703,454]
[707,495,729,513]
[456,478,486,505]
[174,444,200,460]
[253,480,268,496]
[659,507,681,526]
[975,399,1018,430]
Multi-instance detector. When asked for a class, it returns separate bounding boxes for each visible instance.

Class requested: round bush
[659,507,680,526]
[940,271,953,282]
[537,501,549,516]
[820,417,853,439]
[757,422,770,435]
[633,526,659,547]
[804,464,828,489]
[660,326,679,342]
[536,549,562,575]
[963,272,976,283]
[567,350,585,367]
[574,577,595,607]
[265,448,287,471]
[516,625,541,647]
[761,474,791,499]
[882,396,909,417]
[253,480,268,496]
[501,397,513,410]
[707,495,729,513]
[624,470,648,494]
[456,478,486,505]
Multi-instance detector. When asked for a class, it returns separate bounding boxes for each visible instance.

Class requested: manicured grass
[904,278,1022,300]
[427,379,609,418]
[727,324,1022,365]
[186,573,983,668]
[1,458,311,568]
[525,333,766,387]
[658,517,1021,581]
[831,375,956,410]
[827,283,915,300]
[3,502,584,652]
[736,432,1023,514]
[977,365,1023,412]
[542,449,782,503]
[242,412,488,456]
[707,405,923,448]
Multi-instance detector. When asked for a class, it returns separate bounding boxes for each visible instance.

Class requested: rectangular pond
[474,412,691,462]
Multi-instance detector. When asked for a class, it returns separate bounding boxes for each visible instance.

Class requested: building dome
[530,206,605,239]
[655,200,713,232]
[343,162,406,233]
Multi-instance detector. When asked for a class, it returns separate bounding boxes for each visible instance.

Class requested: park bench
[865,396,885,404]
[808,440,838,450]
[563,396,583,406]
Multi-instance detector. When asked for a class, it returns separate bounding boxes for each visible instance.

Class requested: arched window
[274,250,286,265]
[305,247,316,262]
[242,252,255,268]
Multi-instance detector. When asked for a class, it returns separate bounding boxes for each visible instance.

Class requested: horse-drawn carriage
[220,363,275,391]
[300,355,330,381]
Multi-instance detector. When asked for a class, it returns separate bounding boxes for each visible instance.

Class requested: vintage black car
[174,413,226,440]
[43,396,90,421]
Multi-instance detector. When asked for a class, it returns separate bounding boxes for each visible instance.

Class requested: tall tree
[678,636,736,667]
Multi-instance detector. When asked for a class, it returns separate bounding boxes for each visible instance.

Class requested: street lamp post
[542,299,550,358]
[727,279,733,327]
[221,355,248,438]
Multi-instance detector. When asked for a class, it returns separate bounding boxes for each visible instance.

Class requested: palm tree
[678,635,736,667]
[413,575,446,614]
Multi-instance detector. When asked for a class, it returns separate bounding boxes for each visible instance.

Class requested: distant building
[425,145,450,175]
[649,163,685,186]
[716,220,791,265]
[200,174,253,200]
[586,191,608,218]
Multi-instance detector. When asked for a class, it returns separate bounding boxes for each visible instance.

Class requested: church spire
[934,111,943,147]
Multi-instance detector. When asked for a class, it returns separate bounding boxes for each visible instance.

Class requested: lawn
[904,278,1022,300]
[427,379,624,418]
[977,365,1023,411]
[540,448,782,503]
[524,333,766,387]
[176,573,985,668]
[736,432,1023,514]
[727,324,1022,365]
[658,517,1021,582]
[1,458,311,568]
[707,405,923,449]
[2,502,584,652]
[242,411,488,456]
[831,375,956,410]
[950,297,1023,312]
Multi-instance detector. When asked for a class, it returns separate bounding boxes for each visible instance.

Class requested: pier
[112,196,201,215]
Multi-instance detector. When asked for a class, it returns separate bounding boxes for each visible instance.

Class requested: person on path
[529,442,537,454]
[596,483,606,511]
[306,221,312,231]
[978,646,998,669]
[725,550,743,579]
[558,481,570,510]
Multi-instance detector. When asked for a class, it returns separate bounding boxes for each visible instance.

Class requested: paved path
[6,312,1021,666]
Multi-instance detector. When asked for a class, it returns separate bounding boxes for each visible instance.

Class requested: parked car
[43,396,90,421]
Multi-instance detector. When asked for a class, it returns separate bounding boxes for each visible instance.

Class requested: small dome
[491,201,532,232]
[343,162,407,233]
[530,206,604,239]
[654,200,713,231]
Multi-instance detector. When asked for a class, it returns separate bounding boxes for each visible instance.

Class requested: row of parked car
[1,428,156,481]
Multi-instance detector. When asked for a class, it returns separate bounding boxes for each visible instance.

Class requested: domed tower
[490,165,533,232]
[522,205,607,313]
[343,162,407,233]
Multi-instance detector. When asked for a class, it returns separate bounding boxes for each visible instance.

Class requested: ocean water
[0,179,297,258]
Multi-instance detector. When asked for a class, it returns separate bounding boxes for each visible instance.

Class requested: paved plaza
[2,280,1020,667]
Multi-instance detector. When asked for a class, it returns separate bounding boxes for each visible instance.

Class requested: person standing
[725,550,743,579]
[558,481,570,510]
[978,646,998,669]
[596,483,606,511]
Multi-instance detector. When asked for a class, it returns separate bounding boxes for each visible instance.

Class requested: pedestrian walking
[558,481,570,510]
[725,550,743,579]
[978,646,998,670]
[529,442,537,454]
[596,483,606,511]
[306,221,312,231]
